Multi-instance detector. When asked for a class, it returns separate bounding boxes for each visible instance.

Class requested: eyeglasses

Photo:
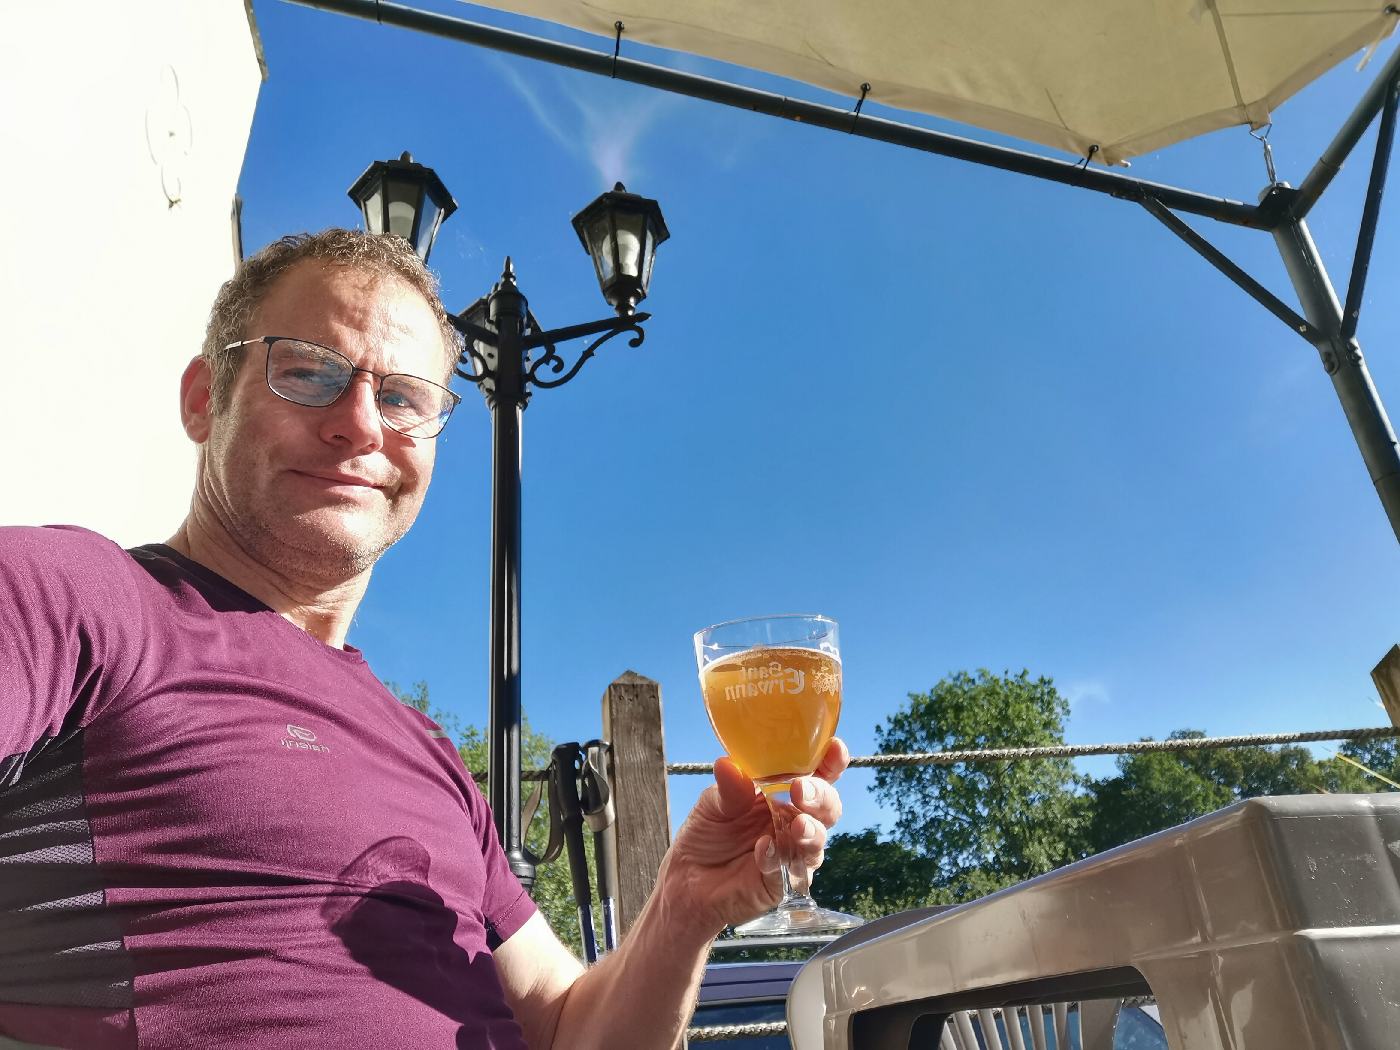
[225,336,462,439]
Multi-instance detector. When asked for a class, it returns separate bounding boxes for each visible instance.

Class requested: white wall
[0,1,263,545]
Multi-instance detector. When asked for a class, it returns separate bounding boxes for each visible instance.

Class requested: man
[0,230,846,1049]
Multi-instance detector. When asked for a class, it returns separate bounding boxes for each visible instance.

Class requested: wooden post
[1371,645,1400,728]
[601,670,672,937]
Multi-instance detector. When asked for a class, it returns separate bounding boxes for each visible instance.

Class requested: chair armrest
[789,794,1400,1050]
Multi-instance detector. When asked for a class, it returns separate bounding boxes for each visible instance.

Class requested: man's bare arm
[495,741,847,1050]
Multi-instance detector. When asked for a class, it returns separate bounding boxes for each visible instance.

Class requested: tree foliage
[871,670,1090,902]
[811,829,942,916]
[1086,730,1390,853]
[386,680,592,957]
[832,670,1400,918]
[1336,736,1400,788]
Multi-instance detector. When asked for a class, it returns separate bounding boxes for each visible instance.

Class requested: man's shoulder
[0,525,156,608]
[0,524,131,567]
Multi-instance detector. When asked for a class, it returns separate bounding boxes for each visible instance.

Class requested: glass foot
[733,894,865,937]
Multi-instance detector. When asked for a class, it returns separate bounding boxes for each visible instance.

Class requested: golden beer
[700,645,841,790]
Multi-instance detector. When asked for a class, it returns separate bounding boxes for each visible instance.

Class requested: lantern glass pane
[589,215,615,283]
[641,227,657,291]
[386,177,421,242]
[361,187,385,235]
[610,211,646,278]
[415,208,442,259]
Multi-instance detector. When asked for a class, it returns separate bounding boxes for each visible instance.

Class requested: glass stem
[766,788,812,907]
[778,859,796,901]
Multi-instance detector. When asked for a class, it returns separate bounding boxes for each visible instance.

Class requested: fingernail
[800,779,815,804]
[764,839,776,859]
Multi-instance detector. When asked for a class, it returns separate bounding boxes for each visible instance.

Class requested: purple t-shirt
[0,526,535,1049]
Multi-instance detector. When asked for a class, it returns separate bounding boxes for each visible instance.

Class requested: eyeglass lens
[266,339,452,438]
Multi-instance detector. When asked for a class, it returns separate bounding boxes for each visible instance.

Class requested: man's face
[192,260,449,584]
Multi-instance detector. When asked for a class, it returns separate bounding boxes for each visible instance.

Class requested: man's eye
[382,383,436,417]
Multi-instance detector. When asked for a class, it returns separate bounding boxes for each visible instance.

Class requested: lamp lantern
[347,151,457,261]
[572,182,670,315]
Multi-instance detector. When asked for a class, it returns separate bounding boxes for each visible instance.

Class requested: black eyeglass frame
[224,336,463,439]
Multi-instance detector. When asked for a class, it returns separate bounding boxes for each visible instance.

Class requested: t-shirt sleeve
[462,775,537,949]
[0,526,145,782]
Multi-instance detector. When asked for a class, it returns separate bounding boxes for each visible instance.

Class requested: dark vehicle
[695,958,804,1050]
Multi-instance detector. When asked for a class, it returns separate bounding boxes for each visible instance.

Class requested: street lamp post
[349,159,669,890]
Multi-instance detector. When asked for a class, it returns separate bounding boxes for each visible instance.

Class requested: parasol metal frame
[287,0,1400,542]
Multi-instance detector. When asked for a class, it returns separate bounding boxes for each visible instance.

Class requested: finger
[794,811,826,849]
[753,834,780,877]
[772,818,825,895]
[814,737,850,783]
[790,775,842,828]
[784,814,826,872]
[714,756,762,818]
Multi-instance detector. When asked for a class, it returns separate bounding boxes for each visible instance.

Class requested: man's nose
[319,371,384,452]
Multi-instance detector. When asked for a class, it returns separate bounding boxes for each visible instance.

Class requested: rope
[665,725,1400,775]
[472,725,1400,782]
[687,1021,786,1041]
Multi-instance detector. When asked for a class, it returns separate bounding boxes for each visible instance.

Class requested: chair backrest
[788,794,1400,1049]
[937,1000,1137,1050]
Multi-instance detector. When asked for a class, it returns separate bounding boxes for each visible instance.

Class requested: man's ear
[180,355,214,443]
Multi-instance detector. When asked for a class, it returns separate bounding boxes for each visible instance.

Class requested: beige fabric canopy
[468,1,1398,165]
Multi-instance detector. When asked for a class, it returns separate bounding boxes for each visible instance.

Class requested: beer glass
[694,614,863,936]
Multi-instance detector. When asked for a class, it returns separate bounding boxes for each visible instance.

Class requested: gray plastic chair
[788,794,1400,1049]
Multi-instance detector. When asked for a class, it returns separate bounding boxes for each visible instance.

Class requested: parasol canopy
[468,0,1398,165]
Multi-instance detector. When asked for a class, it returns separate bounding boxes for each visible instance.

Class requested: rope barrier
[688,1020,787,1041]
[475,725,1400,782]
[665,725,1400,775]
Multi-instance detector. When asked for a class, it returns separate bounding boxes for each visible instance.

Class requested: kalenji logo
[280,724,330,753]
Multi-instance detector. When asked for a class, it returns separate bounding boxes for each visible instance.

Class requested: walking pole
[550,743,599,963]
[582,740,619,953]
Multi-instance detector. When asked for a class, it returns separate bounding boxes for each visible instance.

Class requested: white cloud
[1064,679,1112,709]
[493,57,679,187]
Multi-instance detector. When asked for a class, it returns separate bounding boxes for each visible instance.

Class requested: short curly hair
[201,229,459,410]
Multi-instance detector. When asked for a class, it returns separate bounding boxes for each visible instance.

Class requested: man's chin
[255,510,406,580]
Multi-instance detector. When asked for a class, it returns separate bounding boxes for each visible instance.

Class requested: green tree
[811,829,943,916]
[873,670,1090,903]
[1086,731,1234,853]
[1335,737,1400,789]
[1087,730,1400,854]
[387,680,592,957]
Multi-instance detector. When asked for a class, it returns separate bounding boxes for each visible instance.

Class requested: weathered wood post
[1371,645,1400,727]
[600,670,672,936]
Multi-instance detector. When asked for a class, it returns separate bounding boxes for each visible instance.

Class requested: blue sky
[241,0,1399,835]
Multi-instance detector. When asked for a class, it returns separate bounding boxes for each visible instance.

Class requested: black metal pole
[1289,46,1400,220]
[485,262,535,890]
[1269,194,1400,544]
[1341,74,1399,342]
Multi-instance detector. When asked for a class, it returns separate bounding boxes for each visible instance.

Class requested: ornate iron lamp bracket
[524,311,649,390]
[450,308,649,394]
[450,297,495,385]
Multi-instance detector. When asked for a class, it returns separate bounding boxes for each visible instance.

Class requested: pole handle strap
[581,739,615,832]
[520,754,567,866]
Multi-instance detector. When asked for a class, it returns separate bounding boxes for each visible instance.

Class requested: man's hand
[506,739,850,1050]
[665,737,849,933]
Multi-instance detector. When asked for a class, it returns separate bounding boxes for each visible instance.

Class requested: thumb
[714,756,762,818]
